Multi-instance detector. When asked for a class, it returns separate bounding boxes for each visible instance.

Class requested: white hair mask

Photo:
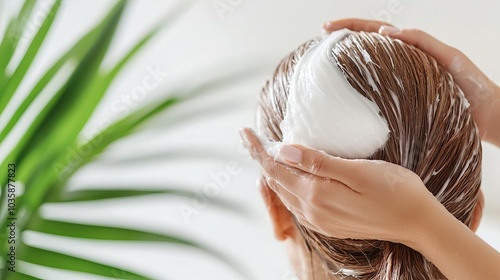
[279,29,390,158]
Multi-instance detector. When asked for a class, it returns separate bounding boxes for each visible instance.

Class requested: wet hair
[256,32,482,279]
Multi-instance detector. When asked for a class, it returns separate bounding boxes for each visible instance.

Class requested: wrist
[400,194,452,252]
[401,197,500,280]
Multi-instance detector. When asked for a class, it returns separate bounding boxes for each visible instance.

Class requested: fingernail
[322,21,333,31]
[278,145,302,163]
[378,25,401,35]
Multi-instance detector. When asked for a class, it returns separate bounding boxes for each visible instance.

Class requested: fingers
[378,27,458,68]
[277,144,421,195]
[241,127,417,196]
[323,20,454,68]
[294,214,325,235]
[263,176,306,216]
[323,19,492,89]
[239,127,265,160]
[240,128,307,194]
[378,26,494,90]
[240,128,343,197]
[240,128,357,196]
[324,19,488,86]
[378,26,497,118]
[262,176,341,236]
[323,18,392,33]
[276,144,365,189]
[259,170,331,235]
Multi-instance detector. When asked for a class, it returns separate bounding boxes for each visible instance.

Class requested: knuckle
[307,178,333,208]
[261,156,274,169]
[256,146,268,160]
[261,157,277,175]
[395,165,413,178]
[447,47,464,63]
[309,156,326,175]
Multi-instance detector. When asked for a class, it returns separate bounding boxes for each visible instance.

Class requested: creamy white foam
[280,29,390,158]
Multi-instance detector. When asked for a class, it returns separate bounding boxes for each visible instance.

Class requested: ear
[259,177,297,241]
[470,189,484,232]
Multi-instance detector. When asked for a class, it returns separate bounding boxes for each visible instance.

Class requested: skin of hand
[241,128,499,279]
[239,127,438,245]
[323,18,500,147]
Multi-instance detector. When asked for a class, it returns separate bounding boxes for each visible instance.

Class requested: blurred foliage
[0,1,251,279]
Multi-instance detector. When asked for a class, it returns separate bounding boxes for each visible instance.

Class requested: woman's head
[257,31,482,279]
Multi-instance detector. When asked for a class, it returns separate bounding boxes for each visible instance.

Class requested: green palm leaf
[0,0,128,204]
[4,271,41,280]
[48,186,250,217]
[51,188,198,203]
[0,0,36,90]
[19,245,151,280]
[0,0,61,113]
[24,218,249,278]
[0,5,106,142]
[21,65,258,215]
[98,148,236,166]
[0,0,254,279]
[16,0,126,186]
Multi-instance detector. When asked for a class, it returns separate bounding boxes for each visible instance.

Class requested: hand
[240,127,440,245]
[323,18,500,145]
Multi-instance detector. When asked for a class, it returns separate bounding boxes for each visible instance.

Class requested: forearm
[406,202,500,279]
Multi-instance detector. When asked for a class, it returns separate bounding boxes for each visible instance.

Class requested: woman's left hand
[240,127,444,246]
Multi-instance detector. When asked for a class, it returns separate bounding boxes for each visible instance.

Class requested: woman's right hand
[240,128,439,245]
[324,18,500,146]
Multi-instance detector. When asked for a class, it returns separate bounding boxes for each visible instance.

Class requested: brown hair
[256,32,482,279]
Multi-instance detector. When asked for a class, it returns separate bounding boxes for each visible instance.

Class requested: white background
[3,0,500,279]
